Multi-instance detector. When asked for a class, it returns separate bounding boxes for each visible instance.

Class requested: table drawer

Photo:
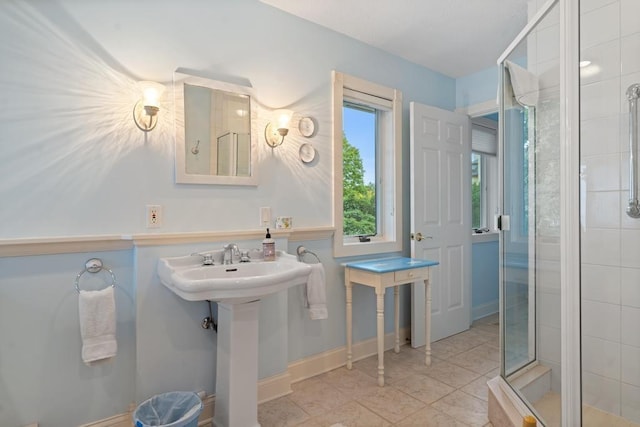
[394,267,429,282]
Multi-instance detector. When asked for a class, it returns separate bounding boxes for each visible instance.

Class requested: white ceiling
[260,0,529,78]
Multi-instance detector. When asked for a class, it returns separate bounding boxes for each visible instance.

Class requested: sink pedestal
[213,300,261,427]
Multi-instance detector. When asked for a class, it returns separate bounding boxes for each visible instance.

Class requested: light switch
[260,207,271,227]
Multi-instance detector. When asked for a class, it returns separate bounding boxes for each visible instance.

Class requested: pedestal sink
[157,251,311,427]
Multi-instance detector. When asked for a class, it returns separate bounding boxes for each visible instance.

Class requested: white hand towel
[505,60,539,107]
[305,263,328,320]
[79,286,117,365]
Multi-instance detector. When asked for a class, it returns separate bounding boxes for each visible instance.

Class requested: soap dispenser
[262,228,276,261]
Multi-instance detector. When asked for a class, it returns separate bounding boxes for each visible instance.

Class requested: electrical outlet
[146,205,162,228]
[260,206,271,226]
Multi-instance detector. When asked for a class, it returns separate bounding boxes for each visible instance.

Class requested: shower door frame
[558,0,581,425]
[496,0,582,425]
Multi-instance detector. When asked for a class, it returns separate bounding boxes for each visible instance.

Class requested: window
[332,71,402,257]
[471,117,498,232]
[343,103,377,237]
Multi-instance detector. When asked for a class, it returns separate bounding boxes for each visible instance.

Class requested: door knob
[411,232,432,241]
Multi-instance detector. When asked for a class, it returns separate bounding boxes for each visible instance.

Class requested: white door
[410,102,471,346]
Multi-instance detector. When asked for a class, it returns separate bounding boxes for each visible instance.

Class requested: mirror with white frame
[174,69,258,185]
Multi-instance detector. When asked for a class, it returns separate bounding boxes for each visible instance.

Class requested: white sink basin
[158,251,312,303]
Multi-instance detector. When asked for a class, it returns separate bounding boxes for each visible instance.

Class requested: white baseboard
[83,328,409,426]
[257,371,292,404]
[472,300,499,321]
[287,327,410,384]
[79,412,132,427]
[199,395,215,427]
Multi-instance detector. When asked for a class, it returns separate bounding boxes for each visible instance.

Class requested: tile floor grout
[258,314,498,426]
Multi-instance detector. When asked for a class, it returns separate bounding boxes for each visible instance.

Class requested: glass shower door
[499,2,562,423]
[501,102,535,377]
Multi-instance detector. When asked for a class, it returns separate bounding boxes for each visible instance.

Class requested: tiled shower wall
[580,0,640,422]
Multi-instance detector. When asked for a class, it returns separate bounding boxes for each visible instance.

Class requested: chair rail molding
[0,227,336,257]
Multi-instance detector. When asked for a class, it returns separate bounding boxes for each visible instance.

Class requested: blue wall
[456,65,500,109]
[0,0,456,239]
[471,239,500,320]
[0,251,136,426]
[457,64,501,322]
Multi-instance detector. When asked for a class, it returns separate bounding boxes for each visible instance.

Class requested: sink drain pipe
[202,300,218,332]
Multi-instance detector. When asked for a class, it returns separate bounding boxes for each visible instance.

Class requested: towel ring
[75,258,116,293]
[296,245,321,264]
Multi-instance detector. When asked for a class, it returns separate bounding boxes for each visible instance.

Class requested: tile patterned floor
[258,315,499,426]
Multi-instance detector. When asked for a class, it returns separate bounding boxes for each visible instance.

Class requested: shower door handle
[496,215,510,231]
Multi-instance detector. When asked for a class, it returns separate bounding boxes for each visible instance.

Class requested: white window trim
[332,71,403,258]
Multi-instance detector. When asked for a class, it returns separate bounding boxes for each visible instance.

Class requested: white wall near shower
[580,0,640,422]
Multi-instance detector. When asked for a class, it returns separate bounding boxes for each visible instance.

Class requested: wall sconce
[133,81,165,132]
[264,109,294,148]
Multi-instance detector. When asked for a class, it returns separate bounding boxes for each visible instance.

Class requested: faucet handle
[239,250,251,263]
[191,252,215,265]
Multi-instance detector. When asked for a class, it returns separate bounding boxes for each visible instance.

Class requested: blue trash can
[133,391,203,427]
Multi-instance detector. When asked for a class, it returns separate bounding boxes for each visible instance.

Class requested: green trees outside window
[343,135,376,236]
[472,180,481,228]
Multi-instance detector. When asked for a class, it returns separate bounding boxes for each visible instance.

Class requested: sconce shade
[275,109,293,130]
[265,109,294,147]
[134,81,165,132]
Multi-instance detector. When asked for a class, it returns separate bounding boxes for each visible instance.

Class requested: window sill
[472,231,499,243]
[334,238,402,258]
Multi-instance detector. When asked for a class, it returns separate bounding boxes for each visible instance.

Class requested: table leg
[346,276,353,370]
[376,287,385,386]
[394,286,400,353]
[424,278,432,366]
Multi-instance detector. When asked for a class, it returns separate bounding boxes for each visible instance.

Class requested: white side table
[344,257,438,386]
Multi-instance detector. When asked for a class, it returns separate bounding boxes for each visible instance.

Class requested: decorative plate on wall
[298,117,316,138]
[299,143,316,163]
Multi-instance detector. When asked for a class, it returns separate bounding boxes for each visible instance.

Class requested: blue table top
[344,257,439,273]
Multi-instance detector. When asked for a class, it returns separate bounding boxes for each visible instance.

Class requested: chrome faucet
[223,243,239,265]
[191,252,215,266]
